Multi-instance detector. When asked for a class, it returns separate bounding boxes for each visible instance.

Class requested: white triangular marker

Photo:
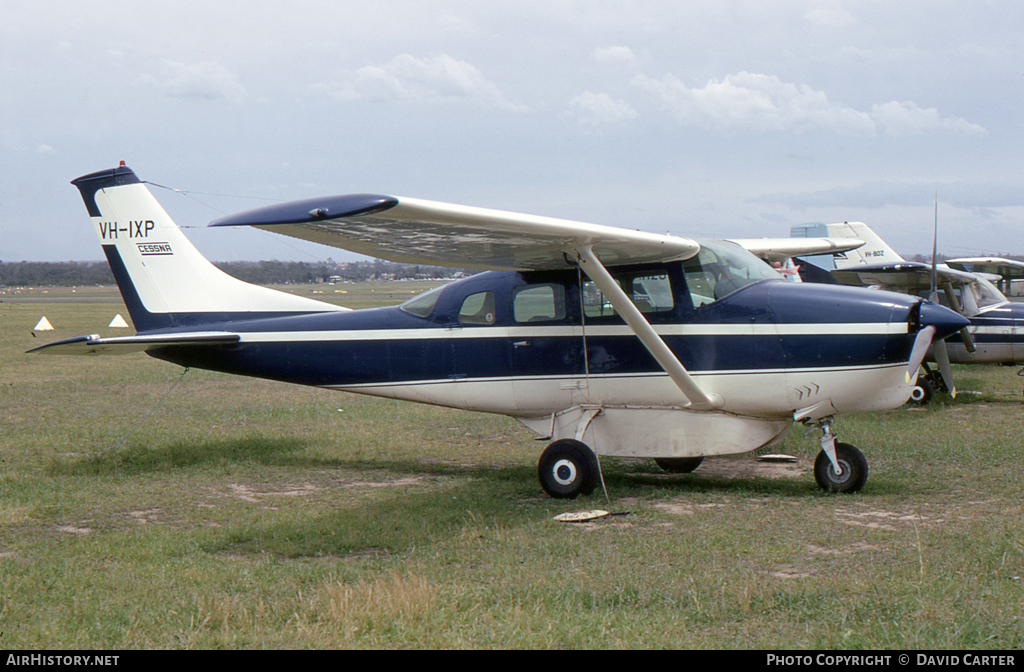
[34,316,53,331]
[108,314,129,328]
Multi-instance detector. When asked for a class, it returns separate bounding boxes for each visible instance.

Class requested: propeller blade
[906,325,936,383]
[934,340,957,398]
[960,327,977,353]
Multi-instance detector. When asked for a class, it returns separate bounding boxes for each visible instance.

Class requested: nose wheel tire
[908,376,933,405]
[538,439,600,499]
[814,442,868,493]
[654,456,704,473]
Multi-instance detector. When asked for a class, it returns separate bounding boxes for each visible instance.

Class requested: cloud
[592,46,637,67]
[870,101,987,137]
[633,71,877,135]
[633,71,987,137]
[36,144,55,154]
[316,54,527,111]
[565,91,637,133]
[805,1,855,28]
[136,60,247,105]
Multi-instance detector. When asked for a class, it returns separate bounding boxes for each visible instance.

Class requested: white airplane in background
[30,165,968,497]
[944,257,1024,299]
[791,221,1024,401]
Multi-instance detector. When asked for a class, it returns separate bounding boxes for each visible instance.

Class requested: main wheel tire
[654,456,704,473]
[537,439,600,499]
[814,442,868,493]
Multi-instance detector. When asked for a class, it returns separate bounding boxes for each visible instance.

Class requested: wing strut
[575,246,723,411]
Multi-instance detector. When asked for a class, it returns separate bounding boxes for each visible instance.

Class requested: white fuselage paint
[227,324,911,413]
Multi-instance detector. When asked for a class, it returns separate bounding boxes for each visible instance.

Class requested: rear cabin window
[582,273,673,318]
[513,284,566,323]
[458,291,497,324]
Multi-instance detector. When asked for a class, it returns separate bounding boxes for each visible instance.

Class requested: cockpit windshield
[969,276,1009,310]
[682,239,781,308]
[399,284,447,318]
[918,276,1007,316]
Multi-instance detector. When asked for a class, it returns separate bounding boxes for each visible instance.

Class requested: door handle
[513,340,530,348]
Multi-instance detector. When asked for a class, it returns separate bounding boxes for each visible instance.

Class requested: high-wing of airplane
[30,165,969,498]
[791,221,1024,401]
[945,257,1024,299]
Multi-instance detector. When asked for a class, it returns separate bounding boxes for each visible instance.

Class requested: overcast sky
[2,1,1022,263]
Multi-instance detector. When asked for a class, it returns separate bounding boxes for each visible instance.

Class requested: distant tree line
[0,259,466,287]
[0,261,115,287]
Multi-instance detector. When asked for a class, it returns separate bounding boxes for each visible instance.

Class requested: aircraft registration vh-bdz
[31,164,969,498]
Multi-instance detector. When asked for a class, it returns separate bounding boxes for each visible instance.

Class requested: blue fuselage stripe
[149,331,916,387]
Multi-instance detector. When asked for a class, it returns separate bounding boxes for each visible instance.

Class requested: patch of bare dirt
[832,507,946,531]
[227,482,321,503]
[771,564,815,579]
[55,524,93,535]
[805,542,883,556]
[224,475,425,504]
[128,508,161,525]
[340,477,424,489]
[653,501,729,516]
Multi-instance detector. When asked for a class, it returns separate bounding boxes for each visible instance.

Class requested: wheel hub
[827,459,852,484]
[552,459,577,486]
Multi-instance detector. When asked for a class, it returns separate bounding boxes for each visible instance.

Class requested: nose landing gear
[809,420,868,493]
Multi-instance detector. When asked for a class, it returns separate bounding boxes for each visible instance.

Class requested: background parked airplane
[944,257,1024,299]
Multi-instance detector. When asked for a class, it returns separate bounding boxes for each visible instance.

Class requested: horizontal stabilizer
[28,332,240,356]
[733,237,864,263]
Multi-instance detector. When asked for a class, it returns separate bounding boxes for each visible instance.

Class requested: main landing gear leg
[810,419,869,494]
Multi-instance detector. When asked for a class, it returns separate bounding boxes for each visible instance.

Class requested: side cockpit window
[628,273,673,313]
[582,273,673,318]
[513,284,566,323]
[459,291,497,325]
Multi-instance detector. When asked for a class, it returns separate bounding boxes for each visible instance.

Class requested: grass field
[1,283,1022,649]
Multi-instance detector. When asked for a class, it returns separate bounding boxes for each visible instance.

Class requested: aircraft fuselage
[146,266,940,422]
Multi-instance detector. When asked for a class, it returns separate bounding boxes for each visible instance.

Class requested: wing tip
[209,194,399,228]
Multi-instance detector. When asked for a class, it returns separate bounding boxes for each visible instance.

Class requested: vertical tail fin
[792,222,905,270]
[72,165,343,331]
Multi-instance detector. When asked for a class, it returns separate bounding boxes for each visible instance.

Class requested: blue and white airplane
[30,165,969,498]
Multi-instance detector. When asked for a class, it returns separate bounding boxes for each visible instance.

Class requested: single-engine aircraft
[30,165,969,498]
[944,257,1024,299]
[792,221,1024,401]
